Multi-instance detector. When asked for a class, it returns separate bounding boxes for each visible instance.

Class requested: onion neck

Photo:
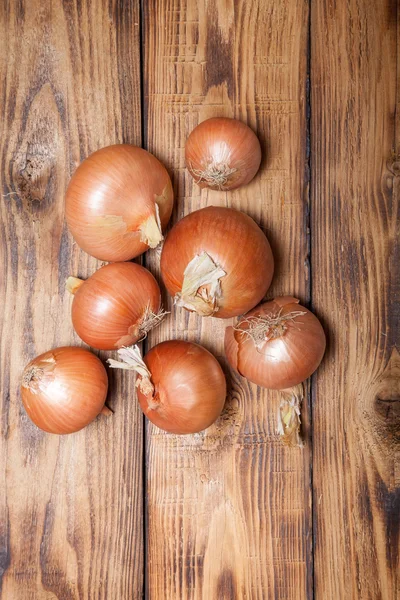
[107,345,155,397]
[139,203,163,249]
[66,276,85,295]
[175,252,226,317]
[277,384,304,447]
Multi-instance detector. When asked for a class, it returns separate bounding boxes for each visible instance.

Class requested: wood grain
[0,1,143,598]
[143,1,312,598]
[311,0,399,598]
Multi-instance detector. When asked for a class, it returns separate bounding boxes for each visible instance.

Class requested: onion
[67,262,166,351]
[65,144,174,261]
[108,342,226,434]
[160,206,274,318]
[225,297,326,446]
[21,347,109,434]
[185,117,261,190]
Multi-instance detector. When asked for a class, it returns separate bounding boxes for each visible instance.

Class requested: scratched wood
[144,1,311,598]
[311,1,399,599]
[0,1,143,598]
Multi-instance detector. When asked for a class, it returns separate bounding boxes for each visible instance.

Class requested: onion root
[21,355,56,392]
[234,309,307,349]
[190,161,237,190]
[175,252,226,316]
[277,384,304,447]
[137,303,168,341]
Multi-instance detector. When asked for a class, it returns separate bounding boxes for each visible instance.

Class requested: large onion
[225,297,326,446]
[185,117,262,190]
[160,206,274,318]
[21,347,109,434]
[67,262,166,351]
[65,145,174,261]
[108,342,226,434]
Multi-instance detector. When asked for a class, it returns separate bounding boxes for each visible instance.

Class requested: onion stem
[108,345,154,396]
[66,276,85,295]
[175,252,226,316]
[139,204,163,248]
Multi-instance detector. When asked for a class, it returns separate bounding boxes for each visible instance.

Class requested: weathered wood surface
[311,0,399,599]
[1,0,399,598]
[143,1,312,598]
[0,1,144,598]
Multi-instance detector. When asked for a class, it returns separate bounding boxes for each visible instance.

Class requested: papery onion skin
[137,340,226,434]
[160,206,274,318]
[65,144,174,261]
[225,297,326,389]
[70,262,163,351]
[21,347,108,434]
[185,117,262,191]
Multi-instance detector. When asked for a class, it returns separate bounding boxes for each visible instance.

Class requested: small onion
[108,342,226,434]
[185,117,262,190]
[65,144,174,261]
[160,206,274,318]
[67,262,166,351]
[225,297,326,446]
[21,347,109,434]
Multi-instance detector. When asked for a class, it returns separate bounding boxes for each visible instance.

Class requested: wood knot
[368,349,400,445]
[387,154,400,176]
[374,388,400,441]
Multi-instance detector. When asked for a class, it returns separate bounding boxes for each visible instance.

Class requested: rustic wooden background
[0,0,398,599]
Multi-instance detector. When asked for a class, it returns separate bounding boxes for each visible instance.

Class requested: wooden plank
[144,1,311,598]
[311,1,399,598]
[0,1,143,598]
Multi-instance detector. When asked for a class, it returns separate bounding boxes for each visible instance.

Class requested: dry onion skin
[225,297,326,447]
[108,342,226,434]
[65,144,174,261]
[185,117,262,191]
[21,347,109,434]
[67,262,166,351]
[160,206,274,318]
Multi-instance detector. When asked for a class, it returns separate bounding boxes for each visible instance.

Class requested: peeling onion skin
[137,341,227,434]
[21,347,108,434]
[70,262,163,351]
[65,145,174,261]
[185,117,262,191]
[160,206,274,318]
[225,297,326,390]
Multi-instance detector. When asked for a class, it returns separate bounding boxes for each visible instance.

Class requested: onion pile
[225,297,326,446]
[21,347,109,434]
[185,117,262,190]
[65,144,174,261]
[67,262,165,350]
[20,120,327,444]
[160,206,274,318]
[108,342,226,434]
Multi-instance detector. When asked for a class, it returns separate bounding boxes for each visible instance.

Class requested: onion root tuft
[190,161,237,190]
[234,309,307,349]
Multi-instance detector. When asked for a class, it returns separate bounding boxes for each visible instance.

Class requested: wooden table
[0,1,398,598]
